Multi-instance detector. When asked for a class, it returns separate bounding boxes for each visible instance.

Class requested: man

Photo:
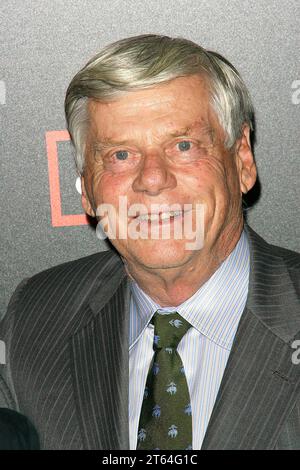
[0,34,299,450]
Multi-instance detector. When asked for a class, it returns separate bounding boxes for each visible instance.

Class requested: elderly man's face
[82,74,256,271]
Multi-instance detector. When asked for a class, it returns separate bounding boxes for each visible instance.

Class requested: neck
[123,219,244,307]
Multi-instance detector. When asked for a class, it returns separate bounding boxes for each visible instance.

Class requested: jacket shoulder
[245,225,300,342]
[246,225,300,273]
[271,243,300,299]
[268,243,300,268]
[1,248,124,339]
[28,248,122,286]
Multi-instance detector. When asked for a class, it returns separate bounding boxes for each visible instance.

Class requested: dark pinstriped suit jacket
[0,225,299,449]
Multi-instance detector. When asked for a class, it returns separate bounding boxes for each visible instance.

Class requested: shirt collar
[129,229,250,350]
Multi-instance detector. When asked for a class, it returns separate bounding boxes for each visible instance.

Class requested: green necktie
[137,311,193,450]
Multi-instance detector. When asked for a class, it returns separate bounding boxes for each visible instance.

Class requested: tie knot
[151,311,191,350]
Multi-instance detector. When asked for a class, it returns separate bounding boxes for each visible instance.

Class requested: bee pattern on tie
[137,311,193,450]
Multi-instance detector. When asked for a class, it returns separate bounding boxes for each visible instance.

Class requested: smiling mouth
[136,210,181,221]
[133,209,192,224]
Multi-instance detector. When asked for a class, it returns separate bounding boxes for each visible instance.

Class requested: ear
[81,176,96,217]
[235,125,257,194]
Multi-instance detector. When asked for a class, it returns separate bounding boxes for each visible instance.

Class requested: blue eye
[115,150,129,160]
[178,141,191,151]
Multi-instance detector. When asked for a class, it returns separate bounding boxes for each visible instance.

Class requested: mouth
[133,209,191,226]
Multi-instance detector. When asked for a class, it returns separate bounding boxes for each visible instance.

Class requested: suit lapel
[202,226,300,449]
[70,265,131,450]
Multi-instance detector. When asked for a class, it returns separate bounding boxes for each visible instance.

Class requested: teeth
[138,213,159,221]
[137,211,182,221]
[160,210,182,220]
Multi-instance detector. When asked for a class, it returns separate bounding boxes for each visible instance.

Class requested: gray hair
[65,34,254,175]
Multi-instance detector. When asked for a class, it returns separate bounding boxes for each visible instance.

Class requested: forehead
[87,74,220,141]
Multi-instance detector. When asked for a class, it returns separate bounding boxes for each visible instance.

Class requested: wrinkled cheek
[93,176,132,232]
[202,183,231,232]
[89,173,115,207]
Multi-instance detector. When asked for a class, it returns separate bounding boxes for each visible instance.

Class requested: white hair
[65,34,254,175]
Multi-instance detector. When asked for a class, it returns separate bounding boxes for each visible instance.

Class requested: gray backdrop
[1,0,299,318]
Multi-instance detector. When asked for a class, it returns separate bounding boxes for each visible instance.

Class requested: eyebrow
[168,124,215,140]
[92,124,215,151]
[172,125,215,142]
[92,139,129,151]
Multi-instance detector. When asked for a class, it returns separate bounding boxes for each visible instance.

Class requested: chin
[127,239,197,270]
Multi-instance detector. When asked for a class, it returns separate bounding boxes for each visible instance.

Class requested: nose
[132,149,177,196]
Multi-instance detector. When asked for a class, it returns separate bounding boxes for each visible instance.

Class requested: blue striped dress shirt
[129,229,250,450]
